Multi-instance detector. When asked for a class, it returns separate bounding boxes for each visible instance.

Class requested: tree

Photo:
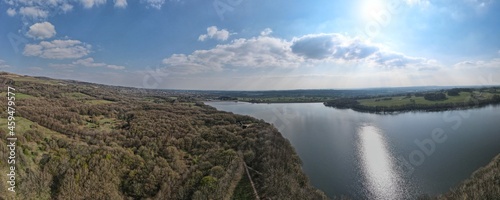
[424,93,447,101]
[448,89,461,96]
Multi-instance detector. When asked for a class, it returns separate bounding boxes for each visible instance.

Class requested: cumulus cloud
[141,0,165,9]
[24,40,91,59]
[292,34,342,59]
[26,22,56,40]
[163,36,301,74]
[291,33,433,68]
[6,8,16,16]
[19,6,48,19]
[292,34,380,60]
[164,32,440,74]
[198,26,231,41]
[114,0,127,8]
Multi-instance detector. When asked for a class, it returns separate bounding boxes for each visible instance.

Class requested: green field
[0,117,68,140]
[82,115,118,132]
[0,117,37,135]
[0,92,35,100]
[358,92,493,107]
[62,92,115,105]
[63,92,94,100]
[0,117,73,168]
[84,99,114,105]
[16,93,36,100]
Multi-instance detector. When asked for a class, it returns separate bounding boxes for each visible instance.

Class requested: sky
[0,0,499,90]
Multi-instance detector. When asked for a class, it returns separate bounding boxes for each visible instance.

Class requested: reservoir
[206,102,500,199]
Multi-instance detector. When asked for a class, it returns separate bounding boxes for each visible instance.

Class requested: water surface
[206,102,500,199]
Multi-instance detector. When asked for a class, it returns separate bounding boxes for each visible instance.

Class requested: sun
[360,0,386,21]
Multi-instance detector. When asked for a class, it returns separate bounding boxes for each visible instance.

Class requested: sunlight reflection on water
[358,124,404,200]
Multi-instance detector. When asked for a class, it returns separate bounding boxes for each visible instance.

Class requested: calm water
[206,102,500,199]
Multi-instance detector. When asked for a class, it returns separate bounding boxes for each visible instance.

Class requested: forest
[0,72,326,199]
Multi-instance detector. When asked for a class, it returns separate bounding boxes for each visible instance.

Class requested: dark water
[206,102,500,199]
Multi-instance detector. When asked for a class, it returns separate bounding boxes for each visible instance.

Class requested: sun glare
[358,124,403,200]
[360,0,386,21]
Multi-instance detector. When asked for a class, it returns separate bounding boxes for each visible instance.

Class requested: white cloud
[24,39,91,59]
[26,22,56,40]
[72,57,126,70]
[19,6,48,19]
[198,26,231,41]
[6,8,17,16]
[106,64,125,70]
[114,0,127,8]
[73,58,106,67]
[368,51,428,68]
[81,0,107,8]
[164,36,302,74]
[141,0,165,9]
[260,28,273,36]
[454,58,500,69]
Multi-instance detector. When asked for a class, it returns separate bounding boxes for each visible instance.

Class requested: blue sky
[0,0,499,90]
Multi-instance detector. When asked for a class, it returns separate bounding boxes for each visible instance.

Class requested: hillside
[0,72,327,199]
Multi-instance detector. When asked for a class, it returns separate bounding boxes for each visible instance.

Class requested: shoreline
[323,102,500,114]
